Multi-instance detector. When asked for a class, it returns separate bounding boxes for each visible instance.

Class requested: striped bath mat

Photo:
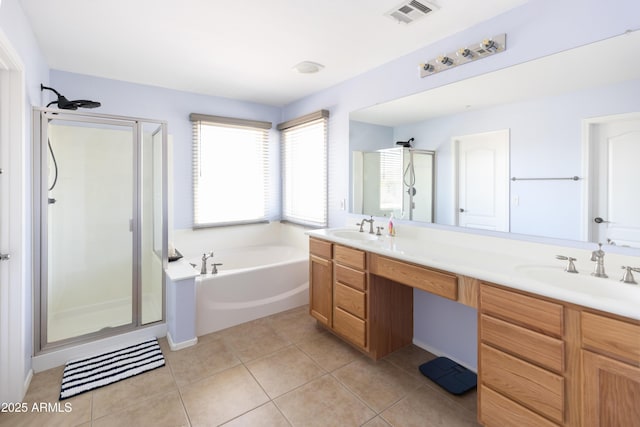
[59,338,165,400]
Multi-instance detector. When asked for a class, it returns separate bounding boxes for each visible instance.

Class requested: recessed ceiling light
[292,61,325,74]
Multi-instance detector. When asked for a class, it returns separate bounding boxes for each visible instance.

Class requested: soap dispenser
[388,213,396,237]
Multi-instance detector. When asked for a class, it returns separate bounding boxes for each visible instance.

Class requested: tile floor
[0,306,479,427]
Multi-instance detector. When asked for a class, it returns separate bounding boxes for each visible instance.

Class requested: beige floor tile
[220,319,290,362]
[221,402,290,427]
[21,366,66,403]
[0,393,92,427]
[93,390,188,427]
[181,364,269,426]
[266,306,326,343]
[297,332,361,372]
[167,335,240,388]
[246,346,325,398]
[381,385,479,427]
[92,365,177,419]
[275,375,375,427]
[383,344,437,378]
[362,416,391,427]
[333,358,423,413]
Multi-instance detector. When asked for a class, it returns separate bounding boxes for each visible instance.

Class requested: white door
[591,116,640,247]
[456,129,510,231]
[0,34,26,403]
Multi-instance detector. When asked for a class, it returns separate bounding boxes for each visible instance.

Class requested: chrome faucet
[590,243,607,278]
[556,255,578,273]
[620,266,639,285]
[201,251,213,274]
[357,216,375,234]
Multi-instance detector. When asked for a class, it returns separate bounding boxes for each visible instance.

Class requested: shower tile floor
[1,306,479,426]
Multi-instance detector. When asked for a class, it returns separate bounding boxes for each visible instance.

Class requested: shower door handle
[0,253,10,261]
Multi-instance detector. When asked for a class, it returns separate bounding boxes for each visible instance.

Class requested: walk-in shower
[32,108,167,353]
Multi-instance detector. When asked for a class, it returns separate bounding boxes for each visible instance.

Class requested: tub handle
[212,263,223,275]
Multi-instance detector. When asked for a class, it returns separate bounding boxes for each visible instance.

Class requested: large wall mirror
[349,31,640,249]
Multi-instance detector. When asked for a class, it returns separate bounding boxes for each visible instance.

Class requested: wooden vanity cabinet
[581,311,640,427]
[332,244,369,350]
[309,238,333,326]
[479,283,566,427]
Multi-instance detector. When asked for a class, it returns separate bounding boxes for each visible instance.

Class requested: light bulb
[456,48,473,59]
[422,63,435,72]
[437,55,454,66]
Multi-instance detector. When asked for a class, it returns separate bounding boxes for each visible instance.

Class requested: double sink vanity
[306,225,640,427]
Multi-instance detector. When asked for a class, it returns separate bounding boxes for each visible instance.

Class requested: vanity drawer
[369,254,457,300]
[335,282,366,319]
[481,344,564,423]
[309,238,332,259]
[335,263,366,291]
[480,385,560,427]
[480,284,564,337]
[334,245,366,270]
[334,307,366,349]
[481,314,564,373]
[581,311,640,364]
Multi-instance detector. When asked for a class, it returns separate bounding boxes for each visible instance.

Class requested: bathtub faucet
[212,263,223,274]
[201,251,213,275]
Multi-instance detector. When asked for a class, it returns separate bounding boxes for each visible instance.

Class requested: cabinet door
[583,350,640,427]
[309,255,332,326]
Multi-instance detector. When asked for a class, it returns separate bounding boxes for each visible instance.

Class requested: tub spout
[201,251,213,274]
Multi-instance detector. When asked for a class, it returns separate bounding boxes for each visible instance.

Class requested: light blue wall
[50,71,283,229]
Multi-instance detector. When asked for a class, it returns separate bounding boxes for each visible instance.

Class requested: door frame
[0,29,28,402]
[581,112,640,243]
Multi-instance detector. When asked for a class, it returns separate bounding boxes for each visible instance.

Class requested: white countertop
[166,259,199,282]
[307,227,640,321]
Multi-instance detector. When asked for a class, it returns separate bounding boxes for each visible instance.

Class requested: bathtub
[192,245,309,336]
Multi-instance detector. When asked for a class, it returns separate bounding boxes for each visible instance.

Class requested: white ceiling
[19,0,527,106]
[351,30,640,126]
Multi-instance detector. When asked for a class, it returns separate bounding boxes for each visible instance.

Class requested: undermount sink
[328,230,379,241]
[513,264,640,301]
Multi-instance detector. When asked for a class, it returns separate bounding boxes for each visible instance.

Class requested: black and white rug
[59,338,165,400]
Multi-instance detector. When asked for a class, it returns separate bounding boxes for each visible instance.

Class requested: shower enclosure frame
[32,107,168,354]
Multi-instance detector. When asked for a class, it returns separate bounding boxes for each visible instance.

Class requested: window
[191,113,271,227]
[379,148,402,211]
[279,110,329,227]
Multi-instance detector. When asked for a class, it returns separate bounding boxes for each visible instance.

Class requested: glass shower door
[44,116,137,344]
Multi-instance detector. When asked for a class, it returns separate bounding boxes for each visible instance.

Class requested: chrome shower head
[396,137,415,148]
[41,84,101,110]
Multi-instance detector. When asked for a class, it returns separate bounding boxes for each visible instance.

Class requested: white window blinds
[191,113,271,227]
[279,110,329,227]
[379,148,403,211]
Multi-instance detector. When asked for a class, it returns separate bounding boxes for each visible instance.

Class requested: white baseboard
[22,369,33,400]
[167,331,198,351]
[412,338,477,374]
[32,323,167,372]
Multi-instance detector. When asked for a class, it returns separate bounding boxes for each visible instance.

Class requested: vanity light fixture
[419,34,506,78]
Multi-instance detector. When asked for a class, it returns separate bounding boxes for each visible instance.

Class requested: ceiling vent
[385,0,439,24]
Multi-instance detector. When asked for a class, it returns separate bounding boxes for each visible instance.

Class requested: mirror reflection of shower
[354,145,435,222]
